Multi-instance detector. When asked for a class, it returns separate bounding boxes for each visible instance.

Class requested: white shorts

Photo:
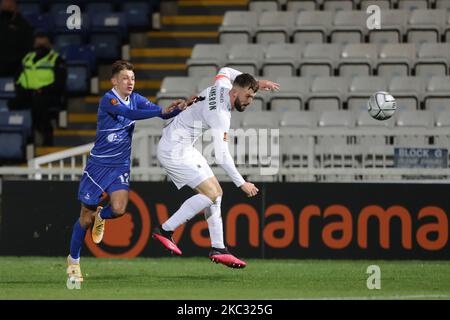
[157,138,214,189]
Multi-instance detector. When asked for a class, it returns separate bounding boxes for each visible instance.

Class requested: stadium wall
[0,181,449,259]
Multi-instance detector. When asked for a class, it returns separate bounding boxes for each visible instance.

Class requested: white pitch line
[293,294,450,300]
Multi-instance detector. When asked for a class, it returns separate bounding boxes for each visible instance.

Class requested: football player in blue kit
[66,60,187,282]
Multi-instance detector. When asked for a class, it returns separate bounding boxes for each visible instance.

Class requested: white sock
[204,196,225,249]
[68,255,80,265]
[162,194,213,231]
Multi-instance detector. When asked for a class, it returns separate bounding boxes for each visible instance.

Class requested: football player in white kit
[152,67,280,268]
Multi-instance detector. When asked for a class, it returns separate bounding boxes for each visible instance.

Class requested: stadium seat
[424,76,450,112]
[0,78,15,99]
[435,110,450,127]
[49,2,71,16]
[187,44,229,77]
[0,99,8,112]
[331,11,368,44]
[406,10,446,43]
[395,110,433,127]
[249,1,279,12]
[293,11,334,44]
[91,13,127,39]
[338,44,378,77]
[156,77,198,107]
[85,2,114,15]
[60,44,96,75]
[368,10,408,43]
[347,76,388,111]
[54,34,84,52]
[122,2,151,28]
[286,0,316,11]
[388,76,426,110]
[0,110,32,140]
[270,77,310,111]
[255,11,296,44]
[90,33,121,60]
[226,44,265,75]
[300,43,342,78]
[360,0,391,10]
[279,111,318,128]
[356,109,393,127]
[415,43,450,78]
[219,11,258,45]
[395,110,434,146]
[323,0,354,11]
[196,77,215,93]
[436,0,450,11]
[308,76,349,111]
[0,132,25,162]
[262,43,303,78]
[398,0,428,10]
[319,110,355,127]
[377,43,416,77]
[241,111,278,128]
[66,65,89,93]
[18,3,41,16]
[24,13,54,34]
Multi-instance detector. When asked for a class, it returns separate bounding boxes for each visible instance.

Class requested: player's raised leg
[152,177,220,255]
[67,204,100,281]
[92,189,129,244]
[199,177,246,269]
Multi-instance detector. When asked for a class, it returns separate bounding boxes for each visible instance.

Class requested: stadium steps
[35,146,70,157]
[53,129,96,147]
[161,15,224,31]
[176,0,249,15]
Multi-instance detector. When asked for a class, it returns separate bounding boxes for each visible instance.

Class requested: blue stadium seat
[0,99,8,112]
[53,34,84,52]
[0,78,15,99]
[85,2,114,15]
[18,3,42,16]
[49,2,72,16]
[0,107,41,159]
[90,13,127,39]
[122,2,151,28]
[66,65,89,93]
[60,44,96,74]
[90,34,121,60]
[0,132,25,161]
[23,13,55,34]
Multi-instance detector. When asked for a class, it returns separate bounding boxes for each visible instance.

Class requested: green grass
[0,257,449,300]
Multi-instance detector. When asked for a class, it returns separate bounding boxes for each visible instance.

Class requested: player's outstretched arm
[257,79,280,92]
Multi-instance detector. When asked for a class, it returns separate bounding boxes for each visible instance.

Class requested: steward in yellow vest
[9,31,66,146]
[17,49,59,90]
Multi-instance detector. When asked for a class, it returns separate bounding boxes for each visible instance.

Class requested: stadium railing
[1,127,450,182]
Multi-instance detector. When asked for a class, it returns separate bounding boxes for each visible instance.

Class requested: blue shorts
[78,162,130,206]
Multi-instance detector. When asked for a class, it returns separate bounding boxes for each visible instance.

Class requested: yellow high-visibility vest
[17,49,59,90]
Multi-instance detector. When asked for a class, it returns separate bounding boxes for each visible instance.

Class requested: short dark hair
[111,60,134,77]
[233,73,259,93]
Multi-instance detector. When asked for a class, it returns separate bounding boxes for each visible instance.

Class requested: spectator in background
[0,0,33,77]
[9,31,67,146]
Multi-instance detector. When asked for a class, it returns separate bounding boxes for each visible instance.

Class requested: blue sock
[69,220,86,260]
[99,204,114,220]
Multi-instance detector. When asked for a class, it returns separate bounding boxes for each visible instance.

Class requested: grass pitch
[0,257,449,300]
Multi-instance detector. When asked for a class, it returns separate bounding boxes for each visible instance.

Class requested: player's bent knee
[111,204,126,217]
[206,189,222,203]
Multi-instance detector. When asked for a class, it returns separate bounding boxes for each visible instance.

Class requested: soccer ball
[367,91,397,120]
